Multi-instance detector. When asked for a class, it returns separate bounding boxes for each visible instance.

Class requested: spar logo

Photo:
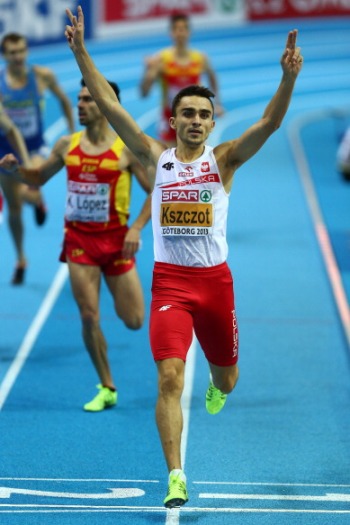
[162,189,198,202]
[200,190,212,203]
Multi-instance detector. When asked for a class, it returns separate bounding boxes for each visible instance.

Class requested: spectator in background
[336,127,350,181]
[139,12,223,146]
[0,32,75,284]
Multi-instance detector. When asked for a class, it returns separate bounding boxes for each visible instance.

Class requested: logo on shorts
[159,305,172,311]
[71,248,84,258]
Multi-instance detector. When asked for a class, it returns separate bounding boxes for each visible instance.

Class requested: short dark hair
[170,13,189,28]
[80,78,121,103]
[0,33,27,54]
[171,85,215,117]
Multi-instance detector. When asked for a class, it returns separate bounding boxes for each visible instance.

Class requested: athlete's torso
[152,146,229,267]
[64,131,132,233]
[0,66,45,154]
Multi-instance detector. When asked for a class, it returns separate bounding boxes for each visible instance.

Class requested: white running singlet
[152,146,229,267]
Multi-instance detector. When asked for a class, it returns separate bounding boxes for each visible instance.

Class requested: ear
[209,120,216,133]
[169,117,176,130]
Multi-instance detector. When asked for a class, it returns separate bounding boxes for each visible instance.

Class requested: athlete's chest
[66,146,124,183]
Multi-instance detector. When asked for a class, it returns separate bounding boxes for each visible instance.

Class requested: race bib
[65,181,110,223]
[7,106,39,138]
[160,202,213,236]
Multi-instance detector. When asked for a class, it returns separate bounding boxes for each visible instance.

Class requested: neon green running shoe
[83,384,117,412]
[205,380,227,415]
[163,471,189,508]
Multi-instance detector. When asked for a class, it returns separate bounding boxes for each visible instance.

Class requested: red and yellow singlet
[159,48,205,141]
[64,131,131,233]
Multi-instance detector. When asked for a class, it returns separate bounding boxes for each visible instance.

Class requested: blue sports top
[0,66,45,155]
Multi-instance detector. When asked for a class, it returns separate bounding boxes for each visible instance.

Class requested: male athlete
[0,79,151,412]
[0,32,75,284]
[140,13,223,145]
[64,6,303,508]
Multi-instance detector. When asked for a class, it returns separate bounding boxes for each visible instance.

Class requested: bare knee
[123,312,143,330]
[118,307,144,330]
[158,361,184,399]
[80,308,99,331]
[212,365,239,394]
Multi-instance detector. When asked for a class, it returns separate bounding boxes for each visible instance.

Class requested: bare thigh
[104,266,144,328]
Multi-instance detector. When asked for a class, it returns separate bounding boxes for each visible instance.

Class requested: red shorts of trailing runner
[60,225,135,276]
[150,261,238,365]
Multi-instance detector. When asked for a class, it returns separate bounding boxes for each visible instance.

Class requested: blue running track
[0,15,350,525]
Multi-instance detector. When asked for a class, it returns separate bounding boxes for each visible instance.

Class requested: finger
[65,26,73,37]
[286,29,297,50]
[66,9,78,28]
[65,8,74,24]
[77,5,84,23]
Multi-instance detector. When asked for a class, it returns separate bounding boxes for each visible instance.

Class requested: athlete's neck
[7,64,28,82]
[173,44,189,58]
[175,144,205,163]
[85,121,116,146]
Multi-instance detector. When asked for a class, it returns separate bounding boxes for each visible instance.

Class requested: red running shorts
[150,261,238,366]
[60,225,135,276]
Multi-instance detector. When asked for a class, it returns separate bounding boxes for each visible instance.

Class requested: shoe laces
[168,477,187,495]
[207,382,225,400]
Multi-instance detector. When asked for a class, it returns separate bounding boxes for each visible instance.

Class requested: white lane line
[0,478,159,482]
[0,264,68,411]
[288,111,350,347]
[165,336,197,525]
[180,336,197,469]
[0,505,349,514]
[194,481,350,487]
[0,487,144,499]
[199,492,350,502]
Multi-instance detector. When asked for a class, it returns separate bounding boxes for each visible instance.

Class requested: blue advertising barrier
[0,0,92,46]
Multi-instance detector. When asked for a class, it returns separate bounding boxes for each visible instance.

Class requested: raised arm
[65,6,164,180]
[216,29,303,189]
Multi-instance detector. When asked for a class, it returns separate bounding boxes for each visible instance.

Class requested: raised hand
[281,29,303,78]
[65,5,85,52]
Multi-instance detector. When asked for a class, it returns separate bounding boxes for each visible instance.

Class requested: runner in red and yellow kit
[0,80,151,412]
[140,13,223,145]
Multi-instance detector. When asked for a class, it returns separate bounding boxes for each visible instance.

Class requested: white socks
[169,469,186,482]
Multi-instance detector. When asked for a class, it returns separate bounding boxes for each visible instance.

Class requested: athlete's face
[2,39,28,69]
[171,20,190,47]
[77,86,102,126]
[170,96,215,146]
